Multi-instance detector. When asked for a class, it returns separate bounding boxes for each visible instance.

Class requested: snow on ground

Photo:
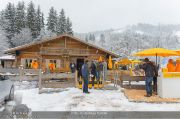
[14,81,38,90]
[15,84,180,111]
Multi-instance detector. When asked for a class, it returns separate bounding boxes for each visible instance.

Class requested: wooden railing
[40,47,90,56]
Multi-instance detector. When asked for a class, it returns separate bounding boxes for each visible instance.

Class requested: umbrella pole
[156,54,157,66]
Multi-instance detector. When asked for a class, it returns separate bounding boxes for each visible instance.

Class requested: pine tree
[92,34,95,41]
[35,5,44,36]
[85,35,88,42]
[27,1,37,39]
[57,9,66,35]
[0,11,9,50]
[4,2,16,47]
[15,1,26,33]
[46,7,58,33]
[0,10,6,28]
[89,34,92,41]
[99,34,105,46]
[41,13,45,28]
[66,17,73,35]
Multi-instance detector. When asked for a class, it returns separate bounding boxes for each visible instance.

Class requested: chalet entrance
[76,59,84,77]
[5,35,118,89]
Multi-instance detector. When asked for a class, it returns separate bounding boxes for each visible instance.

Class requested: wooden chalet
[5,34,119,73]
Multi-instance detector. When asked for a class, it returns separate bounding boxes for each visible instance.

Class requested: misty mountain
[75,23,180,57]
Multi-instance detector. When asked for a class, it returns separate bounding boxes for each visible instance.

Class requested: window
[21,58,38,69]
[46,59,61,69]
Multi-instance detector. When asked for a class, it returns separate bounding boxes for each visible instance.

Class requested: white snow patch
[15,84,180,111]
[136,30,144,35]
[175,31,180,37]
[111,29,125,34]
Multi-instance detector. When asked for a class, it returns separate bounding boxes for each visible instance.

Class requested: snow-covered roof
[5,34,119,58]
[0,55,15,60]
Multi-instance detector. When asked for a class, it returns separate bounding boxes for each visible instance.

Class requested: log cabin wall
[13,36,112,72]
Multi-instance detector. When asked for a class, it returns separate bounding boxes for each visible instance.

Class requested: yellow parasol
[98,56,103,62]
[118,58,131,65]
[133,48,179,65]
[133,48,178,57]
[174,49,180,55]
[108,55,113,69]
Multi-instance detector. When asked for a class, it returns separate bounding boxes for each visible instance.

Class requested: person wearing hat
[141,58,157,97]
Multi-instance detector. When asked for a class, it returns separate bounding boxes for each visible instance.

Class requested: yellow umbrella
[133,48,179,64]
[108,55,113,69]
[133,48,178,57]
[98,56,103,62]
[118,58,131,65]
[174,49,180,55]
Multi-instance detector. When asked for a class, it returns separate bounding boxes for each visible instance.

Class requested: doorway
[1,60,4,68]
[76,59,84,77]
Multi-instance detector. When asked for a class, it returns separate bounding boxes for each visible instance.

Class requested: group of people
[141,58,180,97]
[81,60,105,94]
[167,59,180,72]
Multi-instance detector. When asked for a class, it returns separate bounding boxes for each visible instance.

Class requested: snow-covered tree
[35,5,44,36]
[15,1,26,33]
[92,34,95,41]
[66,17,73,35]
[46,7,58,33]
[57,9,66,35]
[4,2,16,47]
[88,34,95,42]
[85,35,88,42]
[26,1,37,39]
[11,28,32,46]
[99,34,105,46]
[41,13,45,28]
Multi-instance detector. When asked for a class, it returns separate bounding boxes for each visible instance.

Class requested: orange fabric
[49,63,55,72]
[175,60,180,72]
[167,63,175,72]
[31,61,38,69]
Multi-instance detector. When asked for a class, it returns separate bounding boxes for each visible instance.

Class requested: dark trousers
[91,76,95,86]
[83,77,89,93]
[96,71,100,80]
[145,77,153,95]
[153,77,157,92]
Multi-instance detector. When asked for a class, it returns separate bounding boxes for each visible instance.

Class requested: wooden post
[75,70,78,88]
[19,65,23,82]
[38,53,43,93]
[65,37,67,48]
[38,68,42,92]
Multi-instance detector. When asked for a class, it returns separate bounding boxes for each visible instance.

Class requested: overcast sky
[0,0,180,33]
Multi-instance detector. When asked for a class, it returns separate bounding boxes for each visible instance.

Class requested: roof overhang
[5,34,119,58]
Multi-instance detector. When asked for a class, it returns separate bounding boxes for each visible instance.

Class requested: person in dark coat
[70,62,76,73]
[81,60,90,93]
[141,58,156,97]
[90,61,97,86]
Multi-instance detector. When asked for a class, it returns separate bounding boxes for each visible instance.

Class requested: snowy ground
[14,82,180,111]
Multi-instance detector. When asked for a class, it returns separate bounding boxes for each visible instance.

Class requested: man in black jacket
[141,58,157,97]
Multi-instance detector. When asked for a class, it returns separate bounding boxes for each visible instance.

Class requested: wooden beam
[65,37,67,48]
[39,45,43,92]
